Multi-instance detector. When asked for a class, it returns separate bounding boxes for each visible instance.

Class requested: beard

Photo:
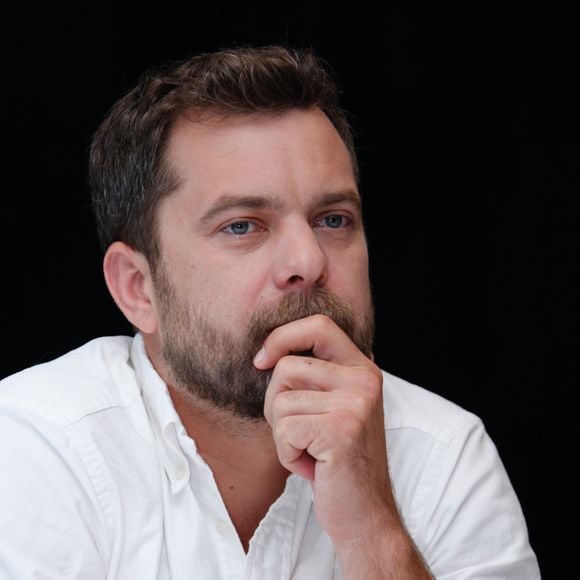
[154,267,375,421]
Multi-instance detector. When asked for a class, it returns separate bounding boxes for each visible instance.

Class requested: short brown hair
[89,45,358,267]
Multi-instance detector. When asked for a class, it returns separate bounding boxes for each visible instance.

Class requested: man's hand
[254,314,433,579]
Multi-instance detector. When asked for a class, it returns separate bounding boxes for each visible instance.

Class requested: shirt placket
[189,452,248,580]
[243,475,305,580]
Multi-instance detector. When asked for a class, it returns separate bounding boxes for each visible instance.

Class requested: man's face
[150,108,374,419]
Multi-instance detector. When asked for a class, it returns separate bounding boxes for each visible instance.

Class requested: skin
[103,108,433,578]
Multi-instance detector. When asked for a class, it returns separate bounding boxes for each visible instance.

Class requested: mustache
[248,289,356,348]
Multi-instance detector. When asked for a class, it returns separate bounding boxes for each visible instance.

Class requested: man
[0,45,539,579]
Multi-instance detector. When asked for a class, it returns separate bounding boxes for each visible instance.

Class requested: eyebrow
[200,195,284,224]
[317,190,361,211]
[200,190,361,224]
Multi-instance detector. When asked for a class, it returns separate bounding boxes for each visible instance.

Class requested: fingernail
[253,346,266,366]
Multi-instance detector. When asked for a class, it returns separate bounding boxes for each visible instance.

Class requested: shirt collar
[130,332,192,494]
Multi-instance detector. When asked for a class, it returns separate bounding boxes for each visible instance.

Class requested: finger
[266,387,334,427]
[253,314,368,369]
[273,414,324,480]
[263,355,359,423]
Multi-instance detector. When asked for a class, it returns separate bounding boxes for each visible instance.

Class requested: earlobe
[103,241,158,334]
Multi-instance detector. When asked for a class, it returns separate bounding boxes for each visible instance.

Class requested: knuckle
[356,364,383,395]
[334,410,362,442]
[272,355,294,377]
[312,313,335,331]
[347,392,371,417]
[272,389,299,414]
[273,415,293,441]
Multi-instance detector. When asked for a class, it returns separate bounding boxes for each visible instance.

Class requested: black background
[2,4,578,577]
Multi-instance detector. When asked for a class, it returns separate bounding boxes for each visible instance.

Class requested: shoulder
[0,335,163,573]
[0,335,140,427]
[379,370,541,576]
[380,369,481,444]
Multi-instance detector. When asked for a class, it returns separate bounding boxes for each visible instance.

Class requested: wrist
[336,523,433,580]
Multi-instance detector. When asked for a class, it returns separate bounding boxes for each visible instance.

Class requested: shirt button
[175,465,187,480]
[216,520,228,535]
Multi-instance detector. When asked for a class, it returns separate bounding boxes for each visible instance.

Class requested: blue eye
[225,222,252,235]
[323,215,346,228]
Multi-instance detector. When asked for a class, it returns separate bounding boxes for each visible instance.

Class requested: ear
[103,241,159,334]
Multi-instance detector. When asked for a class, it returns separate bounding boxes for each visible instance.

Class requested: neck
[168,384,290,552]
[167,383,282,469]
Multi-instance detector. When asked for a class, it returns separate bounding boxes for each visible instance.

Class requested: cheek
[329,249,372,309]
[330,243,370,283]
[192,261,270,319]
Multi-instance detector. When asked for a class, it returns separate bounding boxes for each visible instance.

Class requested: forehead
[161,108,358,214]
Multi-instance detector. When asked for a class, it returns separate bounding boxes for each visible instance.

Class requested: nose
[272,222,329,290]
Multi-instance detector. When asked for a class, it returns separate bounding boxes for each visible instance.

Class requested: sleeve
[419,415,541,579]
[0,405,109,580]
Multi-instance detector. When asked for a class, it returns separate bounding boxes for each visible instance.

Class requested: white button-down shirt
[0,334,540,579]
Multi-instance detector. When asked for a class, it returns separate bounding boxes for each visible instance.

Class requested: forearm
[336,523,434,580]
